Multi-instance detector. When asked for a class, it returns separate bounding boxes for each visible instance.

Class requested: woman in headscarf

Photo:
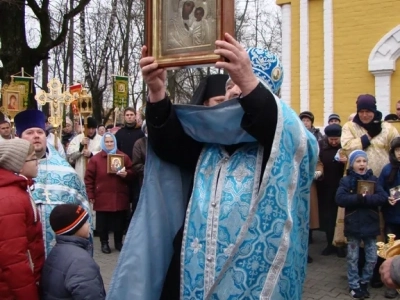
[84,133,134,254]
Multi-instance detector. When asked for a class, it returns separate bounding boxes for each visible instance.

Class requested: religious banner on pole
[0,69,34,122]
[12,76,32,108]
[113,76,129,108]
[67,83,83,127]
[69,83,83,99]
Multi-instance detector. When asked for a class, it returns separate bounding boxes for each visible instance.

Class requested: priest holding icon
[108,33,318,300]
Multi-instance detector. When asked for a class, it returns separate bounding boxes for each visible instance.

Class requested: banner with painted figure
[12,77,32,108]
[113,76,129,108]
[69,83,82,99]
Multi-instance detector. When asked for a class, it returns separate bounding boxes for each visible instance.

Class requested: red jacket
[85,150,134,211]
[0,169,45,300]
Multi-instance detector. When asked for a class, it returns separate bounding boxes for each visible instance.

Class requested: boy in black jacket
[336,150,387,299]
[40,204,106,300]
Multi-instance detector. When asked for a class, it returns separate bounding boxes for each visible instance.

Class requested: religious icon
[145,0,234,68]
[117,83,126,93]
[166,1,213,52]
[4,91,20,111]
[107,154,125,174]
[390,185,400,202]
[272,67,282,81]
[357,180,375,195]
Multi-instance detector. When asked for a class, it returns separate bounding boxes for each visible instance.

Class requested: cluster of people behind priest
[0,106,147,299]
[3,85,400,299]
[300,94,400,299]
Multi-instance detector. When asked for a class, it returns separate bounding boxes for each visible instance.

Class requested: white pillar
[323,0,334,125]
[300,0,309,112]
[371,70,393,118]
[281,4,292,106]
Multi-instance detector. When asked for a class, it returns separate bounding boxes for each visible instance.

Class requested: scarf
[100,133,117,154]
[125,122,137,128]
[352,111,383,130]
[347,168,374,191]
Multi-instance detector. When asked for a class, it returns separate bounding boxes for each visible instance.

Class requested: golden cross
[35,78,73,127]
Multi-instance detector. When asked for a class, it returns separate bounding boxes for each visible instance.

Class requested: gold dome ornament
[377,234,400,294]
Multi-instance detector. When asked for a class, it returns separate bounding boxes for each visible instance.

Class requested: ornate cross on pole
[35,78,73,128]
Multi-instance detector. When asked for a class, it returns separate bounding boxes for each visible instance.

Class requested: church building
[276,0,400,126]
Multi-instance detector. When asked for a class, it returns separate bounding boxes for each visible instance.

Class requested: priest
[14,110,92,256]
[108,34,318,300]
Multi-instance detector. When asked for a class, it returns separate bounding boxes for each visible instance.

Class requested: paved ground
[94,231,394,299]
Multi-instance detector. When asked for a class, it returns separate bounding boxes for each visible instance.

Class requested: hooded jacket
[0,169,45,300]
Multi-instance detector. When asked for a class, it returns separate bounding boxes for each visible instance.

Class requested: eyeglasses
[25,158,38,163]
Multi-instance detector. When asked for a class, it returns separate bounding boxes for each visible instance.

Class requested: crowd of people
[0,106,145,299]
[299,95,400,299]
[2,32,400,300]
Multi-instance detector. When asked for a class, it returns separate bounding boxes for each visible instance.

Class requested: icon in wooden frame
[145,0,235,69]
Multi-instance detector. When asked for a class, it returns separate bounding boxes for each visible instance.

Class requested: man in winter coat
[115,107,144,214]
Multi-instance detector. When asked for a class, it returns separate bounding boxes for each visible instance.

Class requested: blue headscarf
[100,133,117,154]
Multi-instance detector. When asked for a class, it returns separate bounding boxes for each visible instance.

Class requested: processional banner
[113,76,129,108]
[12,76,32,108]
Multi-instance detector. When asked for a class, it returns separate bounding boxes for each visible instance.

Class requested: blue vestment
[32,144,92,256]
[107,92,318,300]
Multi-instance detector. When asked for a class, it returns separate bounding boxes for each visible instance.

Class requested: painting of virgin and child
[162,0,218,55]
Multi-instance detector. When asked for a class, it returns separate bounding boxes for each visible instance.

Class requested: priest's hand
[140,46,166,103]
[82,149,92,157]
[89,199,95,204]
[214,33,259,97]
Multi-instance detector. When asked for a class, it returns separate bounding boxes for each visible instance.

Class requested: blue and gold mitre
[246,48,284,95]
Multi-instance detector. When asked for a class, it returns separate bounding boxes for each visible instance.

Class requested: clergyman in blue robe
[107,35,318,300]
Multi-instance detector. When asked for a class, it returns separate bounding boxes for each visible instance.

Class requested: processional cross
[35,78,73,128]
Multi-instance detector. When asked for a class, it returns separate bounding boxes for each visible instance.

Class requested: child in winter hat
[49,204,90,236]
[0,139,36,175]
[0,139,44,300]
[41,204,106,299]
[336,149,387,298]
